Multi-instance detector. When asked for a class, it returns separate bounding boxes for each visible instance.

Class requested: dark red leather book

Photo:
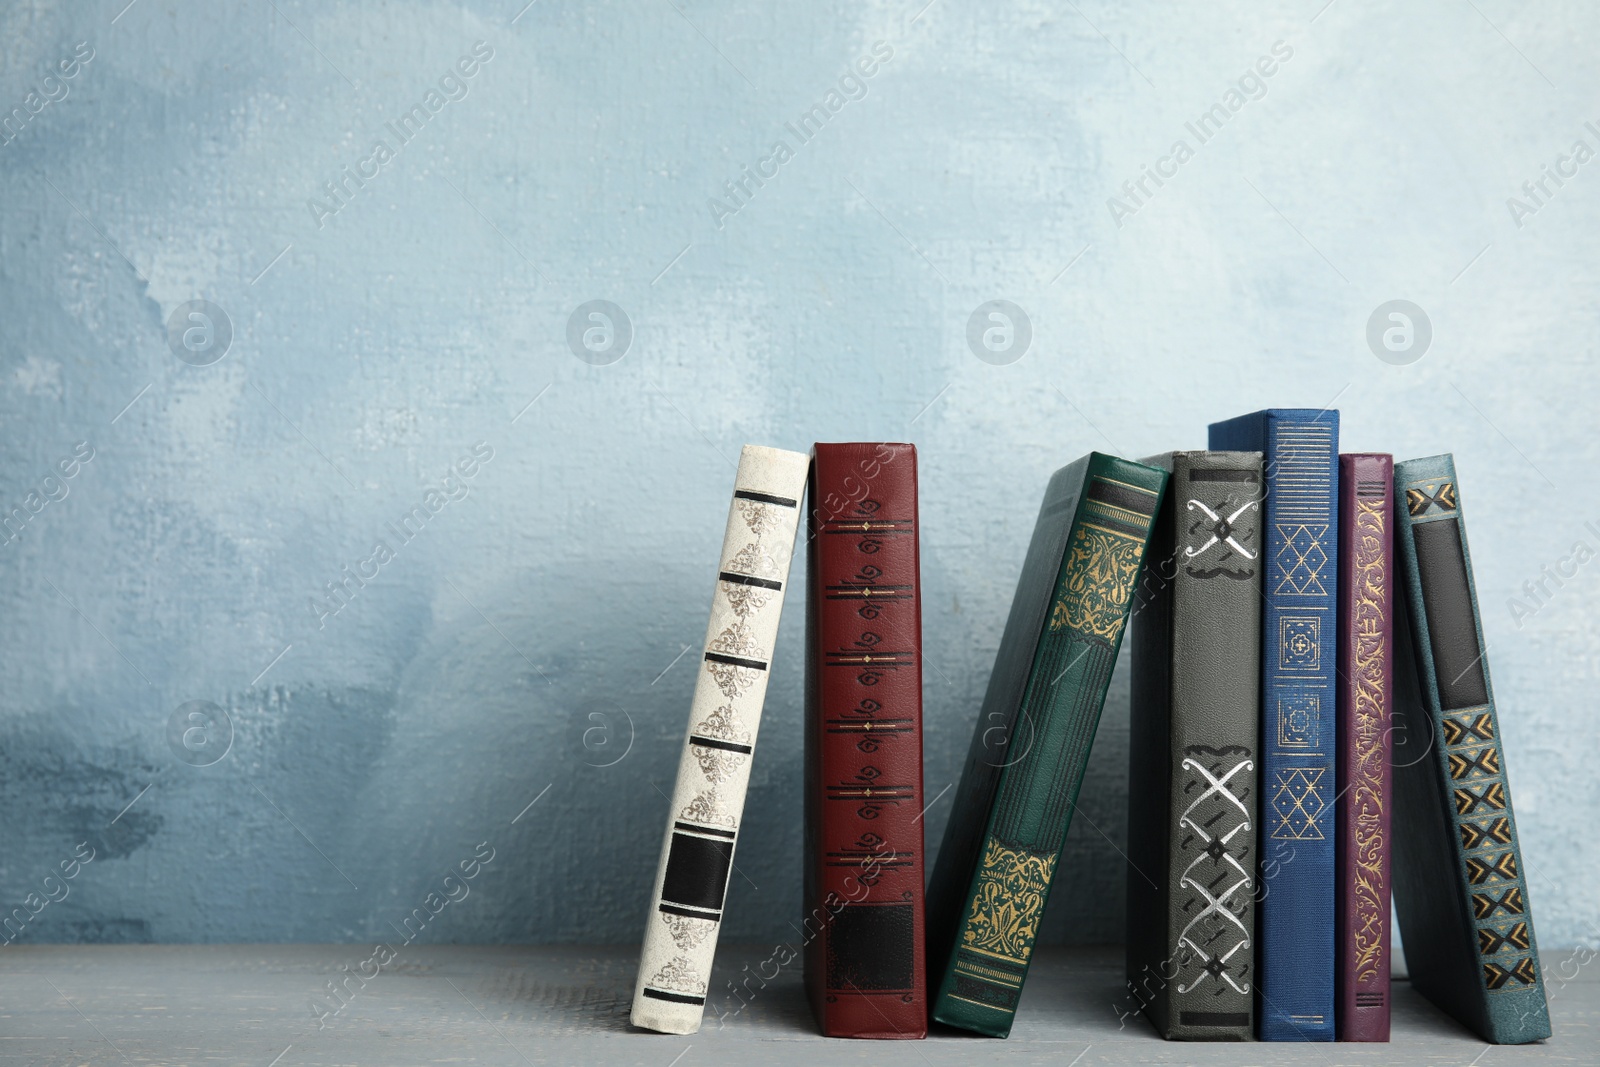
[803,443,925,1038]
[1335,453,1395,1041]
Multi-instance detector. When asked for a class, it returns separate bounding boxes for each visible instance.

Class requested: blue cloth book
[1209,409,1338,1042]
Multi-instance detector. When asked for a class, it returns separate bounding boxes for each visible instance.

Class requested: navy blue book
[1209,409,1339,1042]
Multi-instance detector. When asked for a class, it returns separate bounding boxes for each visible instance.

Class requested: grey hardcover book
[1126,451,1263,1040]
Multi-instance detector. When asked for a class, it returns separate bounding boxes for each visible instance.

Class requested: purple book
[1335,454,1394,1041]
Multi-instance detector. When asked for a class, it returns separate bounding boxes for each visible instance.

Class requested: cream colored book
[631,444,810,1034]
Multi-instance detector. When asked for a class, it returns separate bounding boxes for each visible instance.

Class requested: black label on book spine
[1412,519,1489,710]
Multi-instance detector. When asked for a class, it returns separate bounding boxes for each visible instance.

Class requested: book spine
[931,454,1166,1037]
[924,458,1088,1033]
[1254,412,1339,1041]
[1392,455,1550,1044]
[1125,458,1176,1035]
[1336,454,1394,1041]
[631,445,810,1035]
[1209,412,1337,1036]
[804,443,926,1038]
[1163,452,1263,1038]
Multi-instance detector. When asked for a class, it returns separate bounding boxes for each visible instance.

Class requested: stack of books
[627,411,1552,1045]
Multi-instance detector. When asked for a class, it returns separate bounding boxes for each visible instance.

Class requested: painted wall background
[1,0,1596,950]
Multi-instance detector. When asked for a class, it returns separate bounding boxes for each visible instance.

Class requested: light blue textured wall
[1,0,1595,950]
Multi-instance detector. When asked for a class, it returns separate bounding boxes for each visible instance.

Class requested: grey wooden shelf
[0,944,1591,1065]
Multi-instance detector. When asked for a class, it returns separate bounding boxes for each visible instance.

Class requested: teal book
[1391,454,1551,1043]
[926,453,1165,1037]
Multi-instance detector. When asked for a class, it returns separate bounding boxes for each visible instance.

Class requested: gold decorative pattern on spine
[679,788,735,828]
[707,621,764,660]
[661,910,716,950]
[721,579,774,618]
[690,744,744,783]
[960,841,1058,963]
[693,703,750,745]
[735,498,784,535]
[726,541,782,581]
[648,955,707,996]
[1436,694,1536,993]
[1049,523,1146,639]
[1348,496,1387,984]
[1404,480,1456,516]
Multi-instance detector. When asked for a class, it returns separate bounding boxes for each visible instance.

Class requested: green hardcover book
[1391,454,1550,1043]
[926,452,1166,1036]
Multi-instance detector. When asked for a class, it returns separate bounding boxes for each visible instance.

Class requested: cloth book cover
[1126,450,1263,1040]
[1390,454,1551,1044]
[1335,453,1394,1041]
[803,443,926,1038]
[1208,409,1338,1041]
[926,452,1165,1037]
[631,445,811,1035]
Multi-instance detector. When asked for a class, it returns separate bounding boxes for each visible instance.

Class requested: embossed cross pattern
[1175,872,1253,995]
[1271,767,1326,840]
[1174,752,1254,994]
[1184,497,1259,559]
[1273,523,1329,596]
[1179,756,1253,828]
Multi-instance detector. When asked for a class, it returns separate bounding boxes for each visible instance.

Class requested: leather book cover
[1208,410,1338,1042]
[1335,453,1394,1041]
[631,445,811,1035]
[1391,454,1550,1044]
[1127,451,1263,1040]
[927,452,1165,1037]
[803,443,926,1038]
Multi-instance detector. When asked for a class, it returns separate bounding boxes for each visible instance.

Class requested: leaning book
[631,445,811,1035]
[926,452,1165,1037]
[1390,454,1550,1044]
